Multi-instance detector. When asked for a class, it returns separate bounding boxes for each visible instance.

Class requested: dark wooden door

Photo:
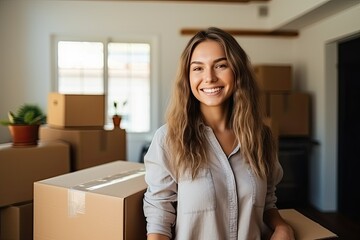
[338,36,360,221]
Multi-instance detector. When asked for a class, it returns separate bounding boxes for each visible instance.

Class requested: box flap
[37,161,146,198]
[279,209,338,240]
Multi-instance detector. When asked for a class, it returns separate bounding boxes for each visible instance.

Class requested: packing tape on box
[68,168,146,217]
[68,190,86,217]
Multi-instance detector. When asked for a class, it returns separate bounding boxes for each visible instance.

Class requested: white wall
[293,3,360,211]
[0,0,294,161]
[269,0,331,28]
[1,0,359,211]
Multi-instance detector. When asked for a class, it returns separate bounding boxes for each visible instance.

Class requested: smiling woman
[143,27,295,240]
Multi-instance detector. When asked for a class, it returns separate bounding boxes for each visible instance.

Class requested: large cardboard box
[0,141,71,207]
[34,161,147,240]
[0,202,33,240]
[263,209,337,239]
[254,65,292,92]
[39,127,126,171]
[270,92,311,136]
[47,93,105,128]
[279,209,337,239]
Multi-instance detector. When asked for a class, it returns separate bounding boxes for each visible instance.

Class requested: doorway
[338,35,360,221]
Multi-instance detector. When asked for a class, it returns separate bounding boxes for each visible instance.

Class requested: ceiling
[141,0,270,2]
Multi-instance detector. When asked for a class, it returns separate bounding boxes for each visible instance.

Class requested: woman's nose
[204,69,217,83]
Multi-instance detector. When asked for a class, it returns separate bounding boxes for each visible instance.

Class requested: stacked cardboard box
[255,65,312,208]
[34,161,147,240]
[255,65,311,137]
[1,202,33,240]
[41,93,127,171]
[0,141,71,240]
[47,93,105,128]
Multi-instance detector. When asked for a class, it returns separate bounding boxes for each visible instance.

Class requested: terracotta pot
[8,125,40,147]
[112,115,121,128]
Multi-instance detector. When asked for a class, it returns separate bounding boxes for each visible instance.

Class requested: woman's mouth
[201,87,223,95]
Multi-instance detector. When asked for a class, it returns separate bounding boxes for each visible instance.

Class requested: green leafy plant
[113,100,127,116]
[113,101,119,116]
[0,104,46,126]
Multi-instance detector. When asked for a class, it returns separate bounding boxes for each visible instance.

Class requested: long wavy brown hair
[166,27,277,179]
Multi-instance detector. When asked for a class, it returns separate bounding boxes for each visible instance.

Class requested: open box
[278,209,337,240]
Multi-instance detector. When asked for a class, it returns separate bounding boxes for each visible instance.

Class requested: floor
[296,205,360,240]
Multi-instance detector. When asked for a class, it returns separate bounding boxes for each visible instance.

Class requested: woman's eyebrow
[214,57,227,63]
[190,57,227,65]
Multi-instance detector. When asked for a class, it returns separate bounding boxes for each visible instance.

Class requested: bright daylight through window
[57,40,151,132]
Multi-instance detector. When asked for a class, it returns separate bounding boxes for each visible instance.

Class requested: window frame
[51,34,159,134]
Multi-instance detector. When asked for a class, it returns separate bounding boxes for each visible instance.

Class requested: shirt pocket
[178,168,216,214]
[247,167,267,208]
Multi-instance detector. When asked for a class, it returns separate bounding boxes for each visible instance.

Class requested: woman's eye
[192,66,203,71]
[216,64,227,69]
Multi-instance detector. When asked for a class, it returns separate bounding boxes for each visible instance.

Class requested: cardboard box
[39,127,126,171]
[254,65,292,92]
[0,141,71,207]
[270,92,311,136]
[47,93,105,128]
[34,161,147,240]
[0,202,33,240]
[260,92,311,136]
[263,117,279,140]
[279,209,337,239]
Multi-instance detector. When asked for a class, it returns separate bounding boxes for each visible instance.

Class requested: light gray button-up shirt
[143,125,283,240]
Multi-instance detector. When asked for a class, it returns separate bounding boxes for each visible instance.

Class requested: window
[58,41,104,94]
[55,39,151,133]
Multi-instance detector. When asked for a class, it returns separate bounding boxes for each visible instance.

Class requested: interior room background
[0,0,359,213]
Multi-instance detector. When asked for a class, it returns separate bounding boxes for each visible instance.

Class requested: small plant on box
[112,100,127,128]
[0,104,46,147]
[113,101,119,116]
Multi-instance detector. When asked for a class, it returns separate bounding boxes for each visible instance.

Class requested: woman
[143,27,294,240]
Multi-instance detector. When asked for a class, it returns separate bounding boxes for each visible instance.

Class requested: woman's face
[189,40,235,110]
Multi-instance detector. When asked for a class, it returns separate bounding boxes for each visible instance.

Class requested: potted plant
[0,104,46,147]
[112,101,121,128]
[112,100,127,128]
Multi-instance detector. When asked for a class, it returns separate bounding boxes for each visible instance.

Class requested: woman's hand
[147,233,170,240]
[270,223,295,240]
[264,208,295,240]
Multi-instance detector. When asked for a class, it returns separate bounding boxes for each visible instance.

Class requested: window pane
[58,41,104,94]
[108,43,150,132]
[56,39,151,133]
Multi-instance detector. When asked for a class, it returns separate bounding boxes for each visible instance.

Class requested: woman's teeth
[202,87,222,93]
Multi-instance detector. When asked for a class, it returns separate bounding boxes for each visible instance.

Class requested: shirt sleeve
[143,126,177,238]
[264,160,283,211]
